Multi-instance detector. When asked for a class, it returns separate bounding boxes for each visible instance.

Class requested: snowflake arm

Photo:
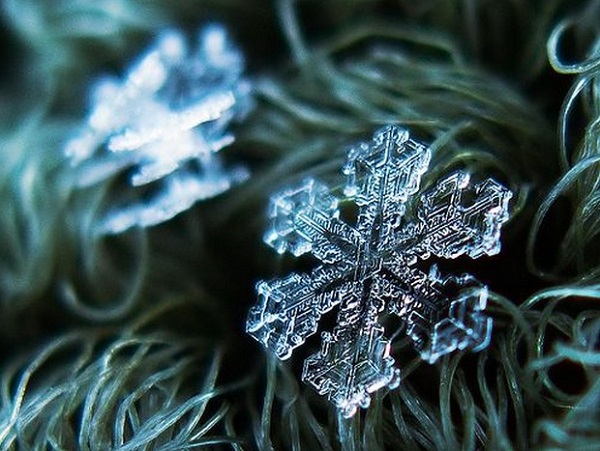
[414,171,512,260]
[343,126,431,248]
[303,323,400,418]
[263,179,361,263]
[247,266,351,360]
[99,168,248,234]
[394,268,493,363]
[426,284,492,362]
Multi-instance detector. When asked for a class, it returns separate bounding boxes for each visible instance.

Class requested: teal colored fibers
[529,0,600,280]
[0,301,246,449]
[1,0,600,450]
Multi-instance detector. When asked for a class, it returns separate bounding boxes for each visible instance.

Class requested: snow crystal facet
[247,125,511,417]
[65,24,251,234]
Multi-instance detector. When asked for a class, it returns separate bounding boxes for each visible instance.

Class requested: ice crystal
[247,125,512,417]
[65,24,251,234]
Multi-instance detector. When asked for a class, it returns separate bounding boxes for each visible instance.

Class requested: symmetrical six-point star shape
[247,125,511,417]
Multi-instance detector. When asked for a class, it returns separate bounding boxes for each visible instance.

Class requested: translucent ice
[247,125,511,417]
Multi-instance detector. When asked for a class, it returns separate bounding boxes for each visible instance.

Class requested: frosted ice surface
[65,24,251,233]
[247,125,511,417]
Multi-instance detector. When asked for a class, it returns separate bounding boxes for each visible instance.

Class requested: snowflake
[65,23,252,234]
[246,125,512,417]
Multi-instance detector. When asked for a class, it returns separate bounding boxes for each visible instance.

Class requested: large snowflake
[247,125,512,417]
[65,24,251,234]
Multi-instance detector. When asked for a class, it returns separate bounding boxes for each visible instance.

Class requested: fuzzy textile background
[0,1,599,449]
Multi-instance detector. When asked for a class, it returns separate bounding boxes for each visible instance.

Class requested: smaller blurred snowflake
[247,125,512,417]
[65,24,252,234]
